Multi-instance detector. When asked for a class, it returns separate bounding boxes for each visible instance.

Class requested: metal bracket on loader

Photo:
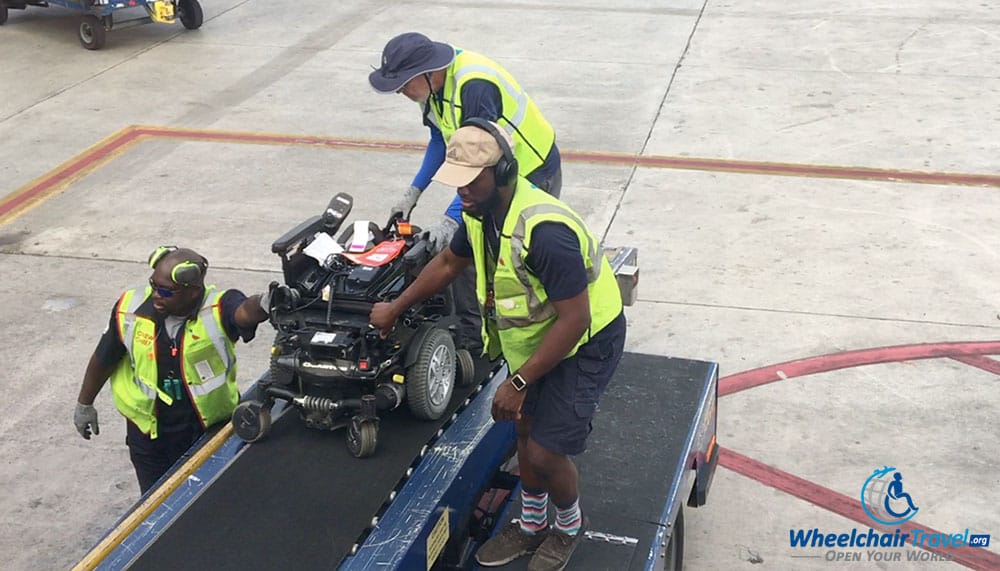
[603,246,639,307]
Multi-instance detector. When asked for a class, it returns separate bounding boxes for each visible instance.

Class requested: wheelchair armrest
[402,238,432,266]
[272,215,323,255]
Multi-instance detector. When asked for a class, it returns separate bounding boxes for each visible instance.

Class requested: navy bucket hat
[369,32,455,94]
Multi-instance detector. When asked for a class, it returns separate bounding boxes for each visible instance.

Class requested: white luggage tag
[348,220,371,252]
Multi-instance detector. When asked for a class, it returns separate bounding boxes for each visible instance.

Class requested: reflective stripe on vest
[118,288,158,401]
[451,64,529,135]
[188,294,233,397]
[498,203,604,330]
[463,180,623,371]
[434,50,555,175]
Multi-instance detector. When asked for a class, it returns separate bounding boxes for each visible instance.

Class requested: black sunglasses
[149,278,181,298]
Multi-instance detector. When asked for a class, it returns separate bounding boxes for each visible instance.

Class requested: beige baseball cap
[432,122,514,187]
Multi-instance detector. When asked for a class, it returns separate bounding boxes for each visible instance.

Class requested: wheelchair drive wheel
[406,328,455,420]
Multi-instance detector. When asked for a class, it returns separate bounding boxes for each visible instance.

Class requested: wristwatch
[509,373,528,392]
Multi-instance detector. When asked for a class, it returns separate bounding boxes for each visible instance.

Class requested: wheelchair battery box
[345,265,381,290]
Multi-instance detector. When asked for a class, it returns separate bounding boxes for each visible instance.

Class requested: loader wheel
[664,507,684,570]
[406,328,455,420]
[232,401,272,443]
[79,15,106,50]
[347,417,378,458]
[456,348,475,387]
[178,0,202,29]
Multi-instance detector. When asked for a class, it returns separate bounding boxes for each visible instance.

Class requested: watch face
[511,374,526,391]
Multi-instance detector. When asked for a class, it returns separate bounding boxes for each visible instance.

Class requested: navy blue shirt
[413,78,561,222]
[94,289,254,430]
[450,215,588,303]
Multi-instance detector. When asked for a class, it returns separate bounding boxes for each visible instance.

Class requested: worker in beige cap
[370,118,626,571]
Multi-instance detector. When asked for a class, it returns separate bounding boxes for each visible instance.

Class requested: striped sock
[519,488,549,535]
[554,498,582,536]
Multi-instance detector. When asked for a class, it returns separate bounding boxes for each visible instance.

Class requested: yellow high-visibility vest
[464,180,622,371]
[109,286,238,438]
[428,49,556,177]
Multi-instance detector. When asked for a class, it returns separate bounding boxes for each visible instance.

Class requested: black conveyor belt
[499,352,711,571]
[131,353,709,571]
[131,380,483,571]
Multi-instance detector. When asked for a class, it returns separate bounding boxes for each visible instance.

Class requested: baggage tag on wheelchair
[348,220,371,253]
[341,240,407,267]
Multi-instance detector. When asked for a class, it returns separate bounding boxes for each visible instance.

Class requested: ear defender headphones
[147,246,208,287]
[460,117,518,188]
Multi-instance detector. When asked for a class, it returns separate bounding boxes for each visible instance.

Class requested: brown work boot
[475,520,549,567]
[527,517,589,571]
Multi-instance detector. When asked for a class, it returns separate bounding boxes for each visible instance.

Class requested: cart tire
[456,348,476,387]
[178,0,202,30]
[406,328,455,420]
[663,507,684,571]
[78,15,106,50]
[1,7,8,26]
[347,417,378,458]
[232,401,272,443]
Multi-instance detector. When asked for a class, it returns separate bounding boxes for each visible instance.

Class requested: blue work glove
[422,216,460,255]
[390,185,422,220]
[74,402,99,439]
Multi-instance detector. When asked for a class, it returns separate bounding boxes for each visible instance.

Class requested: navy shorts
[521,312,626,456]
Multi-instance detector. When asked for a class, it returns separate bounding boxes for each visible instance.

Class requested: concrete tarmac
[0,1,997,570]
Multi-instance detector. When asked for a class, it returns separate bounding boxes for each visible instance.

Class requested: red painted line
[720,341,1000,397]
[719,447,1000,570]
[0,127,143,220]
[133,126,1000,188]
[950,355,1000,376]
[564,151,1000,187]
[4,124,996,227]
[132,126,427,153]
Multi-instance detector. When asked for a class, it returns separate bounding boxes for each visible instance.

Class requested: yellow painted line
[0,126,147,226]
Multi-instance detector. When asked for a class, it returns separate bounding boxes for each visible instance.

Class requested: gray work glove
[422,216,460,255]
[259,281,279,315]
[390,185,422,220]
[74,402,99,439]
